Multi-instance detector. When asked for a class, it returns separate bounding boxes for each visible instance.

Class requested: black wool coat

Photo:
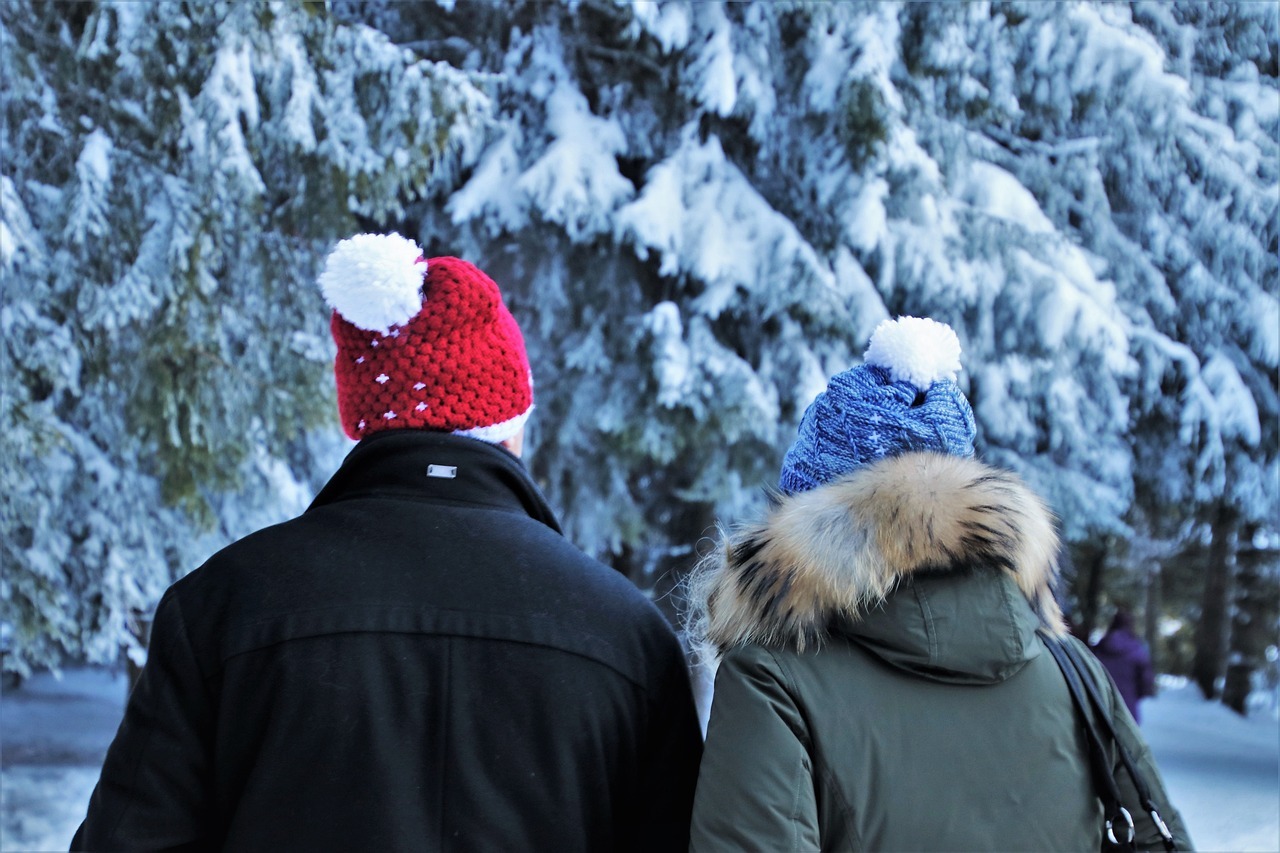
[73,431,702,852]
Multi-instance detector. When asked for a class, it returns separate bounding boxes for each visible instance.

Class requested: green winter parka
[688,451,1191,852]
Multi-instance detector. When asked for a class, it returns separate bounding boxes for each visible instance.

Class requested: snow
[845,177,889,254]
[1,668,128,851]
[66,129,113,243]
[205,40,266,193]
[960,161,1054,234]
[628,2,692,53]
[803,25,846,113]
[1201,352,1263,447]
[515,81,634,242]
[690,7,736,117]
[1142,678,1280,853]
[3,0,504,677]
[0,177,40,271]
[1247,290,1280,368]
[645,302,693,408]
[615,133,830,320]
[81,192,171,331]
[447,128,524,233]
[276,30,320,153]
[77,130,112,186]
[1069,4,1188,105]
[2,668,1275,851]
[849,5,902,113]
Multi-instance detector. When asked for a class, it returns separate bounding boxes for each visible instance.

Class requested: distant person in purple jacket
[1091,608,1157,723]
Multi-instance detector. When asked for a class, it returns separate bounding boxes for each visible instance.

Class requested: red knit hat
[317,233,533,443]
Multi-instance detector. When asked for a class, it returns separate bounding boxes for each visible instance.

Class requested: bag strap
[1044,638,1137,852]
[1058,639,1178,852]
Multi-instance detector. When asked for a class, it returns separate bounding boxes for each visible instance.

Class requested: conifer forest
[1,1,1277,714]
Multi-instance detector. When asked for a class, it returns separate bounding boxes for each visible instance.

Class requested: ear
[499,426,525,459]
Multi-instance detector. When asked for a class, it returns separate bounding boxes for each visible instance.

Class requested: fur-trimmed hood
[688,452,1065,680]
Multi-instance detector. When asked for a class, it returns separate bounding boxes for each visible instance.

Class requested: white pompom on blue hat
[863,316,962,388]
[779,316,976,494]
[317,233,427,334]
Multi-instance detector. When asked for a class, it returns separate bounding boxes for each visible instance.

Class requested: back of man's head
[317,233,533,445]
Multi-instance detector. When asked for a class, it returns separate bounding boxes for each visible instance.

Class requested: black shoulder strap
[1058,639,1178,852]
[1043,638,1136,851]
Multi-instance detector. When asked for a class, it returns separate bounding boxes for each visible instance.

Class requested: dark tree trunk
[1192,503,1238,700]
[1222,524,1280,715]
[1144,561,1163,675]
[1073,543,1108,642]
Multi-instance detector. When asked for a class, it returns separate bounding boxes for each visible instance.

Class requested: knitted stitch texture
[778,364,976,494]
[330,255,532,442]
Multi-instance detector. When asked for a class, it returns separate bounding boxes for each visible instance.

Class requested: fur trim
[687,452,1065,656]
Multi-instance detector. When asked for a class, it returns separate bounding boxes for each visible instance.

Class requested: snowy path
[1,668,1277,851]
[1142,679,1280,853]
[0,668,122,851]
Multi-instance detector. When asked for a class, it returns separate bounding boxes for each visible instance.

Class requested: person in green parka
[685,317,1191,852]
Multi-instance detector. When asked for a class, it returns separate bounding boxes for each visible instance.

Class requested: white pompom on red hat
[317,233,428,334]
[318,232,533,444]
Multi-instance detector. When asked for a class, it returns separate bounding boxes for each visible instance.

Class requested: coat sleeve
[1075,645,1194,852]
[689,645,820,853]
[72,587,216,851]
[628,632,705,853]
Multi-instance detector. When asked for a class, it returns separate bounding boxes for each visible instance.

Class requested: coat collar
[691,452,1065,659]
[309,430,562,534]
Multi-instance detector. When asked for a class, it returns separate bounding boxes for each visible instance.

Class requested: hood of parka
[833,568,1046,684]
[691,452,1066,682]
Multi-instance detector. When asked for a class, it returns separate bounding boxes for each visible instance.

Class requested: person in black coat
[72,234,703,852]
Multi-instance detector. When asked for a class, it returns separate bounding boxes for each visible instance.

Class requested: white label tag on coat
[426,464,457,479]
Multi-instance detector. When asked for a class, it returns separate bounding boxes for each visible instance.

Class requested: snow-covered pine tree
[837,1,1278,669]
[332,2,1133,613]
[922,2,1278,642]
[1124,1,1279,698]
[341,1,887,603]
[4,0,1272,682]
[0,1,488,673]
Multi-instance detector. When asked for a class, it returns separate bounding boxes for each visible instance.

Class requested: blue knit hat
[779,317,976,494]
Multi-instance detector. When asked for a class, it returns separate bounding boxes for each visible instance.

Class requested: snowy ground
[1142,676,1280,852]
[1,668,1276,852]
[0,667,123,852]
